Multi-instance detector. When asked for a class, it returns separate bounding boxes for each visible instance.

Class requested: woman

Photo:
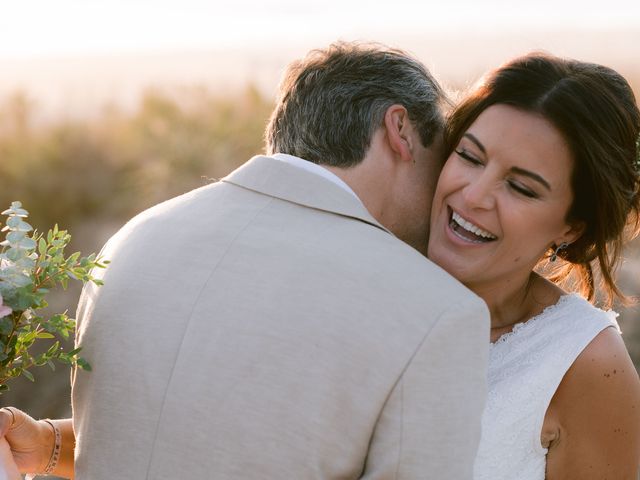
[428,53,640,478]
[1,52,640,479]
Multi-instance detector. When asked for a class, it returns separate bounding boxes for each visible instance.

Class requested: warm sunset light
[0,0,638,57]
[1,0,638,122]
[0,1,639,478]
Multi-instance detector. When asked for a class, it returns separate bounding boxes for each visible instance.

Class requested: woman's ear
[383,104,414,163]
[556,220,586,247]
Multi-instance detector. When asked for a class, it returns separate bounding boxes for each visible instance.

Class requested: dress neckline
[490,293,579,346]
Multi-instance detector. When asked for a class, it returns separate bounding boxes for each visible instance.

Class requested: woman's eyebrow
[510,167,551,191]
[463,133,486,154]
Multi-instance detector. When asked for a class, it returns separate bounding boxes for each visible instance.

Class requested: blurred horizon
[2,27,639,124]
[2,0,639,123]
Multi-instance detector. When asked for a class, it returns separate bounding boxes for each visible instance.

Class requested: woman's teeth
[451,211,497,241]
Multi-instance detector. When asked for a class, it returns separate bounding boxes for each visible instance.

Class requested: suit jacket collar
[222,155,391,234]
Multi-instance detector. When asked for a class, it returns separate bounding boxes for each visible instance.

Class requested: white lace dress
[473,294,620,480]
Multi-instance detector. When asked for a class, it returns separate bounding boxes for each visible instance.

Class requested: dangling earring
[550,242,568,262]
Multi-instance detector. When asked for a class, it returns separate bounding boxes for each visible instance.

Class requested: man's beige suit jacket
[72,155,490,479]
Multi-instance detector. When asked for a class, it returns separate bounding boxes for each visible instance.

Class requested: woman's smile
[447,207,498,244]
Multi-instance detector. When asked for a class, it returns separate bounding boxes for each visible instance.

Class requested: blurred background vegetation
[0,84,274,417]
[0,76,639,424]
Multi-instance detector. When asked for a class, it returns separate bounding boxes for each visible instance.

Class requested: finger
[0,437,21,479]
[0,408,15,437]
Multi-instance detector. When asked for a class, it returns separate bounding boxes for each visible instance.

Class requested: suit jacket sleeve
[362,298,489,479]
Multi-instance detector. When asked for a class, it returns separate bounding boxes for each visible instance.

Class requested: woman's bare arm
[545,327,640,479]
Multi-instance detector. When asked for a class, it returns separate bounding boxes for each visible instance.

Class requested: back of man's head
[265,41,447,168]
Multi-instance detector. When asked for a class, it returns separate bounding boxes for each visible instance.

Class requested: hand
[0,437,21,480]
[0,407,53,475]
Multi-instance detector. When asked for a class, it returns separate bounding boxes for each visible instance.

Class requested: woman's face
[428,104,582,290]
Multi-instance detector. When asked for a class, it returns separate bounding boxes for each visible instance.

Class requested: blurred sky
[0,0,638,119]
[1,0,639,57]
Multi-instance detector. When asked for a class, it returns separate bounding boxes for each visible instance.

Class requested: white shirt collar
[271,153,361,202]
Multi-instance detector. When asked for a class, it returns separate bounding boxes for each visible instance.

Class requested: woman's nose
[461,174,496,210]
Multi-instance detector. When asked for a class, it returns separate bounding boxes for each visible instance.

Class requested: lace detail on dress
[473,294,620,480]
[491,293,577,346]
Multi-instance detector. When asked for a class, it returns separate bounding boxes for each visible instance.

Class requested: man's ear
[383,104,414,163]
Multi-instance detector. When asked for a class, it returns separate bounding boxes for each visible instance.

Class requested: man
[1,42,489,479]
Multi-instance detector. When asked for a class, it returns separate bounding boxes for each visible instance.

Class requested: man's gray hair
[265,41,448,167]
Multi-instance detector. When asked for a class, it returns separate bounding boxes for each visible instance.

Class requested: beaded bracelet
[42,419,61,475]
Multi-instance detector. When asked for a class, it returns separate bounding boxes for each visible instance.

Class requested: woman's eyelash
[508,181,538,199]
[455,149,482,164]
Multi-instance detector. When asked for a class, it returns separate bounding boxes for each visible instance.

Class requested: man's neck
[323,159,392,224]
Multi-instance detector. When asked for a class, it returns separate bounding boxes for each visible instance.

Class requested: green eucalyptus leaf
[76,357,91,371]
[6,231,26,243]
[0,318,12,335]
[17,221,33,233]
[6,217,22,228]
[57,355,71,365]
[46,341,60,356]
[22,370,34,382]
[3,272,32,289]
[14,256,36,271]
[2,202,28,217]
[13,237,36,250]
[6,218,32,233]
[38,238,47,255]
[4,248,23,262]
[14,274,32,287]
[13,289,36,310]
[66,347,82,357]
[34,354,47,366]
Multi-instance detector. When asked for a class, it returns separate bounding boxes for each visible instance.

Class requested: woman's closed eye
[508,180,538,199]
[455,149,483,166]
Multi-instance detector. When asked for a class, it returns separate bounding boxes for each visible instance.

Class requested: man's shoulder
[318,220,484,319]
[107,179,255,240]
[339,220,476,293]
[127,180,236,225]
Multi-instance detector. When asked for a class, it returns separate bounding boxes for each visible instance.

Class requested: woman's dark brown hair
[446,53,640,306]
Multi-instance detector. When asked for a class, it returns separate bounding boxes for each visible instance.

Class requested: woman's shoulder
[532,276,620,334]
[545,323,640,477]
[557,293,620,327]
[567,325,637,392]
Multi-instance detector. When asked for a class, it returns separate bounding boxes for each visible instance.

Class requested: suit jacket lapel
[222,156,391,234]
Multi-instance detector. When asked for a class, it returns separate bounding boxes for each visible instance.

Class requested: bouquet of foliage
[0,201,108,392]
